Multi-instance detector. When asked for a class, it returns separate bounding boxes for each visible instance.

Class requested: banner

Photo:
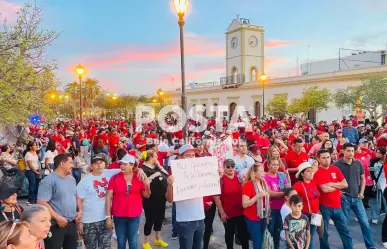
[170,156,221,201]
[209,137,234,173]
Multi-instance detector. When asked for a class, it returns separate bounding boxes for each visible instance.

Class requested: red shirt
[157,151,168,166]
[288,134,298,146]
[293,181,320,213]
[203,196,214,210]
[107,172,145,217]
[285,148,309,183]
[108,161,120,169]
[219,175,243,218]
[242,181,264,220]
[314,166,345,208]
[258,137,271,153]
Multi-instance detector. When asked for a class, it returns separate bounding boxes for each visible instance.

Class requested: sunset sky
[1,0,387,95]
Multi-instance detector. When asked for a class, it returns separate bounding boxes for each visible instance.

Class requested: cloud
[265,40,301,48]
[85,33,224,69]
[0,1,21,22]
[357,0,387,11]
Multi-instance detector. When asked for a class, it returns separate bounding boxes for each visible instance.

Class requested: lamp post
[76,65,85,127]
[173,0,189,139]
[157,89,165,106]
[260,73,268,118]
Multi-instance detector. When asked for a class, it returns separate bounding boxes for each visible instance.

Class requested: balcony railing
[220,74,245,85]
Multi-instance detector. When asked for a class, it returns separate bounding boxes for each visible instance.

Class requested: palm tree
[64,81,79,118]
[83,78,101,109]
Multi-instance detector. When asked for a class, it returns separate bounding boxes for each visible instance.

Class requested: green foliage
[333,76,387,119]
[288,86,331,117]
[266,95,288,118]
[0,3,60,125]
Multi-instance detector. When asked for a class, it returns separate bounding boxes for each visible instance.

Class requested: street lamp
[76,64,85,126]
[260,73,268,117]
[173,0,189,139]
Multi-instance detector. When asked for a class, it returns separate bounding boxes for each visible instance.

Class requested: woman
[24,141,41,205]
[106,154,151,249]
[370,147,387,224]
[376,127,387,148]
[0,220,38,249]
[214,159,249,249]
[249,144,264,164]
[0,145,18,170]
[263,145,287,173]
[72,149,82,185]
[293,162,320,249]
[322,140,338,162]
[242,163,270,249]
[0,181,23,222]
[140,151,169,249]
[265,158,290,249]
[21,205,51,249]
[44,140,57,172]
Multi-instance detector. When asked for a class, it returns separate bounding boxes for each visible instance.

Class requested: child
[283,194,311,249]
[280,188,297,242]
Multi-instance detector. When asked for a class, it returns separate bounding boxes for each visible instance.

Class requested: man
[333,143,376,249]
[233,140,255,181]
[314,149,353,249]
[258,130,272,155]
[342,120,359,144]
[327,125,336,140]
[308,132,329,157]
[285,138,309,184]
[37,153,80,249]
[166,144,205,249]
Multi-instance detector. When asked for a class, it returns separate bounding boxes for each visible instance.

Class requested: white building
[301,49,386,75]
[166,19,387,122]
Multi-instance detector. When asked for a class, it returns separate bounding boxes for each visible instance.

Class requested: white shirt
[77,169,121,223]
[280,203,292,240]
[44,150,57,164]
[25,152,40,171]
[233,154,255,181]
[176,198,205,222]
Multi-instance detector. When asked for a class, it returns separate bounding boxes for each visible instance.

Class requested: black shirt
[333,159,364,197]
[0,205,23,222]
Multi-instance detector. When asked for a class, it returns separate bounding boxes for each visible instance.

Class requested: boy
[283,194,311,249]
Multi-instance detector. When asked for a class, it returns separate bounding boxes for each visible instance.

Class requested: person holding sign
[242,163,270,249]
[140,150,170,249]
[214,159,249,249]
[166,144,205,249]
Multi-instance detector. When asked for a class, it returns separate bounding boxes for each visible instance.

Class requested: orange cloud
[265,40,301,48]
[0,1,21,22]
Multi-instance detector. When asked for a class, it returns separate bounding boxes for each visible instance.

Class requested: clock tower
[226,18,264,82]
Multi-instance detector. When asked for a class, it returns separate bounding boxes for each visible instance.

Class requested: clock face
[231,37,238,49]
[248,35,258,48]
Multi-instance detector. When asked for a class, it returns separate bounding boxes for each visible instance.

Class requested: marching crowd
[1,113,387,249]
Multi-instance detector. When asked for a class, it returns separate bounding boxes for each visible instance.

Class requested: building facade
[166,19,387,122]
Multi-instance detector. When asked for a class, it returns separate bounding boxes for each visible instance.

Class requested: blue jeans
[246,217,266,249]
[72,168,82,185]
[114,216,141,249]
[341,195,375,249]
[319,205,353,249]
[177,220,204,249]
[268,209,282,249]
[369,189,387,220]
[25,170,39,204]
[172,202,177,234]
[303,213,317,249]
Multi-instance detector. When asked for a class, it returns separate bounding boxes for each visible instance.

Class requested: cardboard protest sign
[209,137,234,173]
[170,156,220,201]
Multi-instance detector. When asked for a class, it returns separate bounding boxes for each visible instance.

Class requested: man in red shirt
[314,149,352,249]
[285,138,309,184]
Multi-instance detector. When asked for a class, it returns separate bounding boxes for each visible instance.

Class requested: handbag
[262,228,274,249]
[301,183,322,226]
[372,164,384,192]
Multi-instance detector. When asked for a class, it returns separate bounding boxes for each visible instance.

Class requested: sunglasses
[126,185,132,196]
[225,164,235,169]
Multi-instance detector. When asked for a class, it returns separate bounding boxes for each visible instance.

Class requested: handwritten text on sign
[209,137,233,173]
[170,156,220,202]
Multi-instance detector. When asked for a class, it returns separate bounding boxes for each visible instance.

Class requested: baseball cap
[177,144,198,155]
[336,129,343,134]
[359,138,368,144]
[358,124,365,127]
[119,155,136,164]
[91,154,106,164]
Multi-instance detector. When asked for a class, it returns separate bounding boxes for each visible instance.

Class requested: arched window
[231,67,238,84]
[202,104,207,118]
[213,103,218,117]
[250,67,257,82]
[229,102,237,120]
[254,101,261,118]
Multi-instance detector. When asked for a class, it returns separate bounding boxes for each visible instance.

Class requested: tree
[288,86,331,118]
[333,76,387,119]
[83,78,101,109]
[0,3,60,125]
[64,81,79,118]
[266,95,288,118]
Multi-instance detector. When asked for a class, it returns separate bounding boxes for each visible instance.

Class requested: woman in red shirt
[214,159,249,249]
[242,163,270,249]
[293,162,320,249]
[106,155,150,249]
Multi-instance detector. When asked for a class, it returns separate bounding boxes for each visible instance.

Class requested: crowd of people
[1,113,387,249]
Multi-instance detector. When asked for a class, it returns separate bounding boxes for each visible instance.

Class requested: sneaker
[372,219,378,224]
[383,242,387,249]
[142,242,152,249]
[154,239,169,248]
[171,232,178,240]
[329,219,334,225]
[113,233,117,240]
[355,217,358,222]
[381,212,386,216]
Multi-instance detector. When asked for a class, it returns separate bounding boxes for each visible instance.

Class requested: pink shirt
[264,173,288,209]
[309,143,322,156]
